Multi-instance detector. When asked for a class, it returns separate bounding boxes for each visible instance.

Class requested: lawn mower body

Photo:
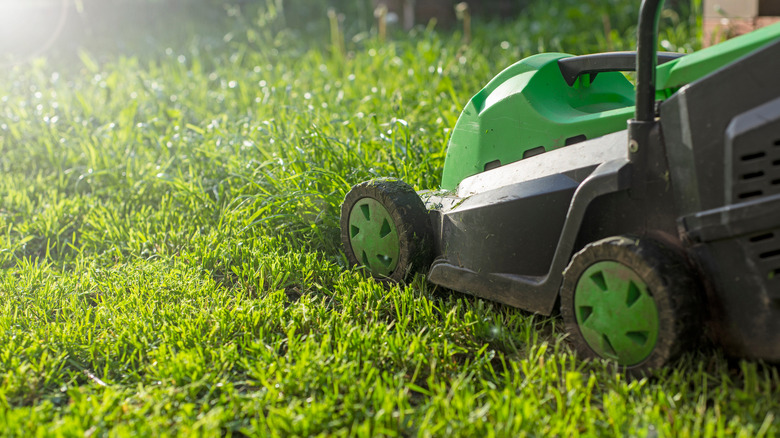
[423,20,780,361]
[341,0,780,370]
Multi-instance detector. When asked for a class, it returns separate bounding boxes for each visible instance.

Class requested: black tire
[560,235,700,376]
[340,178,433,283]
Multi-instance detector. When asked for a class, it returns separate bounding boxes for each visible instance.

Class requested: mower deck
[340,2,780,373]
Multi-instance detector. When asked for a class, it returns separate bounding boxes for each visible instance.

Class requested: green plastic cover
[440,22,780,191]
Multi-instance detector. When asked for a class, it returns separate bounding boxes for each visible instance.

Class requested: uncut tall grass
[0,1,777,436]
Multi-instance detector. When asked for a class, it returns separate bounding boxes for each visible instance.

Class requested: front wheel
[560,236,700,375]
[340,179,433,283]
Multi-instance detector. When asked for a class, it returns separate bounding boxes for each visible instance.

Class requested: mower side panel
[440,53,636,190]
[427,157,632,315]
[682,100,780,361]
[660,39,780,215]
[685,208,780,360]
[661,40,780,361]
[439,174,577,277]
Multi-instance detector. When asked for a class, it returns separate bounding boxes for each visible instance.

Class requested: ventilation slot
[731,129,780,203]
[738,190,764,200]
[742,171,765,180]
[749,233,774,243]
[565,134,587,146]
[484,159,501,171]
[523,146,545,159]
[741,151,766,161]
[741,227,780,292]
[759,249,780,260]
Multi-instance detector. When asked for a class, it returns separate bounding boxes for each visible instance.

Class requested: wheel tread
[340,178,433,283]
[560,235,702,376]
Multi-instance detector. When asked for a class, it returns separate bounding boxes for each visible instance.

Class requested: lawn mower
[340,0,780,374]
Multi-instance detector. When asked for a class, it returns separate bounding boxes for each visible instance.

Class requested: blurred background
[0,0,701,62]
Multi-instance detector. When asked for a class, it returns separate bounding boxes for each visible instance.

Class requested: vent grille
[743,229,780,295]
[732,137,780,201]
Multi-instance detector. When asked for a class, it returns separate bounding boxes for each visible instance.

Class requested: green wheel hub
[347,197,400,277]
[574,261,659,365]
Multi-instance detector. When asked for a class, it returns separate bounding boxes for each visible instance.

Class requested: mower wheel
[560,236,700,375]
[340,179,433,283]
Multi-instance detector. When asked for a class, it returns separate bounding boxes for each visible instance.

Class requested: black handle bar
[558,51,684,86]
[636,0,665,122]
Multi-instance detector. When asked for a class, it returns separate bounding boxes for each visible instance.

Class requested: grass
[0,1,778,436]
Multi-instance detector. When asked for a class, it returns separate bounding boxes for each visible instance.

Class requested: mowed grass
[0,2,778,436]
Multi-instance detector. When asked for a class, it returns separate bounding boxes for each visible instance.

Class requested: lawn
[0,0,777,436]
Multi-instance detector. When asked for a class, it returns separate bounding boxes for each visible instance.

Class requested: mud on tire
[340,178,433,283]
[560,235,701,376]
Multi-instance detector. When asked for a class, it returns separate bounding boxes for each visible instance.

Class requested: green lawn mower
[340,0,780,374]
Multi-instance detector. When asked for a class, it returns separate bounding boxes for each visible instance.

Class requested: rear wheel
[560,236,700,375]
[340,179,433,283]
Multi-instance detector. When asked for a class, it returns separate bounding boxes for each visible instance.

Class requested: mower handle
[636,0,665,122]
[557,51,684,86]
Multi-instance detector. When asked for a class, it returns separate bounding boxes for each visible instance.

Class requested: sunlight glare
[0,0,69,59]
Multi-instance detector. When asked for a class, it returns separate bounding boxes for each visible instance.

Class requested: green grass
[0,1,778,436]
